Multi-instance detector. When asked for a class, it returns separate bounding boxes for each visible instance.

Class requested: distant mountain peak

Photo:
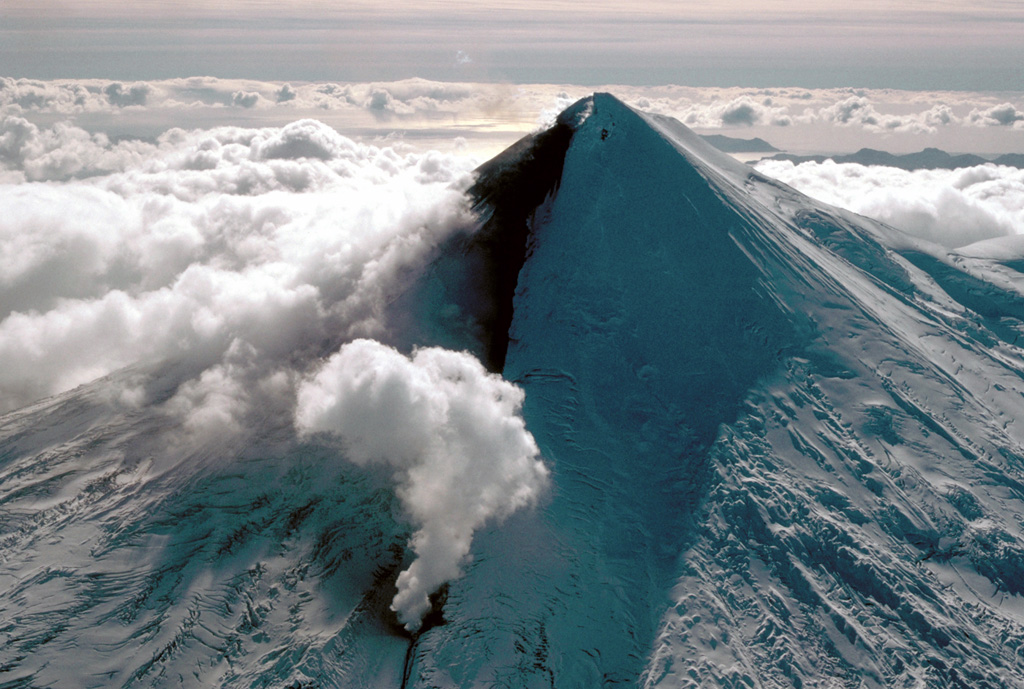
[761,146,1015,171]
[700,133,779,153]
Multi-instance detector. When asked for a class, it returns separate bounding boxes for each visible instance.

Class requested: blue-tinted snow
[408,94,1024,688]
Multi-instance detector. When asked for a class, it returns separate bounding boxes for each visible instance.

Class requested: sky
[3,1,1024,90]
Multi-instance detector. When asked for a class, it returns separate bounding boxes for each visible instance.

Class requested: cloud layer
[0,117,477,416]
[756,159,1024,248]
[295,340,548,630]
[3,78,1022,146]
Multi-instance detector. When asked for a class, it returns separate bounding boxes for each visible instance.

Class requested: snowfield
[4,94,1024,688]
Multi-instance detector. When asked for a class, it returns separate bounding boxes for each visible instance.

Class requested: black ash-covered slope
[405,113,576,373]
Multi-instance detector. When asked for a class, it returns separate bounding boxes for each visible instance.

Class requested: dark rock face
[460,117,576,372]
[387,113,578,373]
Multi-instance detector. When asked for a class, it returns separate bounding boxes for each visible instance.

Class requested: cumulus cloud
[815,96,950,134]
[104,82,150,107]
[720,97,791,127]
[612,86,1023,141]
[718,99,761,126]
[231,90,263,109]
[0,115,160,181]
[251,118,353,160]
[3,79,1022,163]
[969,103,1024,128]
[0,77,93,113]
[922,104,957,127]
[756,159,1024,248]
[0,77,517,123]
[0,117,478,415]
[295,339,548,631]
[665,96,793,128]
[819,96,877,126]
[276,83,297,103]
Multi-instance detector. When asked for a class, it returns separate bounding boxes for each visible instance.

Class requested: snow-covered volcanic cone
[5,94,1024,688]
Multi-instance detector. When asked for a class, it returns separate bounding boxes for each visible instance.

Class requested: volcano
[4,94,1024,688]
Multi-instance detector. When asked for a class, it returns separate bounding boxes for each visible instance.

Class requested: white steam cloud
[756,160,1024,248]
[295,339,548,630]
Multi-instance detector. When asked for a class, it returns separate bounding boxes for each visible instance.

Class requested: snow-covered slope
[407,94,1024,688]
[5,93,1024,688]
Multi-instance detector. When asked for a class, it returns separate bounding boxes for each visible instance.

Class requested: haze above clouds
[3,1,1023,90]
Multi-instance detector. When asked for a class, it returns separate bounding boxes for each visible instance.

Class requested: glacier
[4,93,1024,688]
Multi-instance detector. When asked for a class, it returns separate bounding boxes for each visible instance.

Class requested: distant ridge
[762,146,1024,170]
[699,134,779,152]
